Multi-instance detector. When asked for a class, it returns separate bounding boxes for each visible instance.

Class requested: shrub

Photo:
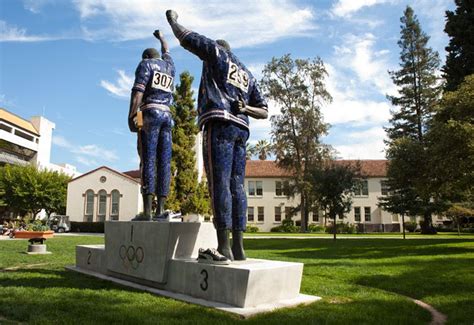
[308,224,325,233]
[325,222,357,234]
[404,221,417,232]
[70,222,104,233]
[270,219,300,233]
[26,220,49,232]
[245,225,259,233]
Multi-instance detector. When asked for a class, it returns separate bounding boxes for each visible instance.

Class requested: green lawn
[0,236,472,324]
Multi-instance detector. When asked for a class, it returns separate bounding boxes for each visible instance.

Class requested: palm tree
[246,143,255,160]
[253,140,272,160]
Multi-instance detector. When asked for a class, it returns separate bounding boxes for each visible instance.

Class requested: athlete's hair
[142,48,160,59]
[216,39,230,51]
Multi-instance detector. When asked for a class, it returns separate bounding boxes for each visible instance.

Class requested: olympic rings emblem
[119,245,144,270]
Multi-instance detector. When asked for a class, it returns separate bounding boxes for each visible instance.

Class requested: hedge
[70,222,104,233]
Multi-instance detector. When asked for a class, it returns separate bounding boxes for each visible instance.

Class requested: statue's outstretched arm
[153,30,169,55]
[166,10,191,43]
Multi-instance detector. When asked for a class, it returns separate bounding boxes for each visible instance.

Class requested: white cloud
[23,0,55,14]
[52,135,73,148]
[247,63,266,81]
[333,33,397,96]
[332,0,394,17]
[73,144,118,162]
[100,70,133,98]
[76,156,99,167]
[72,0,316,47]
[333,127,387,159]
[0,20,56,42]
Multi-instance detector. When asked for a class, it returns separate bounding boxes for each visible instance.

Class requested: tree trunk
[300,193,307,233]
[457,217,461,236]
[421,212,435,234]
[332,213,337,240]
[402,213,406,240]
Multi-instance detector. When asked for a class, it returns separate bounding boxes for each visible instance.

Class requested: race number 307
[227,61,249,93]
[152,71,173,92]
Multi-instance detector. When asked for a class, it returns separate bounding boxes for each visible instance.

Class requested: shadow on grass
[245,238,474,261]
[0,267,237,324]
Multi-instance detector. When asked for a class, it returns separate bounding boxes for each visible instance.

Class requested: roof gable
[69,166,140,185]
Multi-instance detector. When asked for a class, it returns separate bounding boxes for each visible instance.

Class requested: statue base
[67,221,320,317]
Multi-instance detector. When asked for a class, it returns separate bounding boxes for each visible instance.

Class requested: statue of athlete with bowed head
[166,9,268,264]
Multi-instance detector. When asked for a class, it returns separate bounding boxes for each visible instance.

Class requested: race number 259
[152,71,173,92]
[227,61,249,93]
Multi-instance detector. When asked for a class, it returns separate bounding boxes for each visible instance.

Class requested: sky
[0,0,454,174]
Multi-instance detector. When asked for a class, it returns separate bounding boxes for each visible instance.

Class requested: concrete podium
[68,221,320,317]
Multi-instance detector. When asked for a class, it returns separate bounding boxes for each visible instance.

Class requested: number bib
[151,71,173,92]
[227,61,249,93]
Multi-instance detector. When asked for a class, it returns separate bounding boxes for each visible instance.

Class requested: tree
[250,139,272,160]
[261,54,332,232]
[167,71,210,215]
[0,164,70,219]
[384,6,442,233]
[426,75,474,211]
[309,161,360,240]
[443,0,474,91]
[445,204,474,236]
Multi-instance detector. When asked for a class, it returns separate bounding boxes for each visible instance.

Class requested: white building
[245,160,404,232]
[67,166,142,222]
[0,108,79,176]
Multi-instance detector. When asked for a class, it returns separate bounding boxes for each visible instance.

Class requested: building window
[381,180,390,196]
[0,123,12,133]
[285,207,293,220]
[275,181,289,196]
[392,214,399,222]
[97,190,107,222]
[248,181,256,196]
[248,181,263,196]
[355,180,369,196]
[312,208,319,222]
[14,129,34,142]
[258,207,264,222]
[110,190,120,220]
[274,207,282,222]
[247,207,254,222]
[256,181,263,196]
[364,207,371,222]
[354,207,361,222]
[84,190,94,221]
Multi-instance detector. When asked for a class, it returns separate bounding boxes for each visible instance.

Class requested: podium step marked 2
[67,222,320,317]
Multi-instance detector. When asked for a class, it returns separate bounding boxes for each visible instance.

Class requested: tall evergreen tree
[383,6,441,233]
[261,54,332,232]
[167,71,209,215]
[443,0,474,91]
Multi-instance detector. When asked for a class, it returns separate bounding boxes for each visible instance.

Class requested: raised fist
[166,10,178,23]
[153,30,163,39]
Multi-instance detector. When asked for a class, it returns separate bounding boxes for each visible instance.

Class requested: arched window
[110,190,120,220]
[97,190,107,222]
[84,190,94,222]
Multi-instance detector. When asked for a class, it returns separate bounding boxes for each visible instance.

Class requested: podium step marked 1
[67,221,320,317]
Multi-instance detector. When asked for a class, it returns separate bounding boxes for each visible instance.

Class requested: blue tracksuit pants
[138,109,173,197]
[203,121,249,231]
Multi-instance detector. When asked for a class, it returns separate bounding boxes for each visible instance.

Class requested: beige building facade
[67,166,142,222]
[245,160,402,232]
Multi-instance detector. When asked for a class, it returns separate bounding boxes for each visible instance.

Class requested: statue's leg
[203,122,234,260]
[155,111,172,217]
[231,125,248,260]
[139,110,160,219]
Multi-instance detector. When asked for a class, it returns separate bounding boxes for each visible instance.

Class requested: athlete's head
[142,48,160,59]
[216,39,231,51]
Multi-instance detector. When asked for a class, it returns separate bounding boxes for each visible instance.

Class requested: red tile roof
[122,160,387,180]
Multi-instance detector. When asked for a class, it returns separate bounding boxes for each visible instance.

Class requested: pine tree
[443,0,474,91]
[166,71,209,215]
[383,6,441,233]
[261,54,332,232]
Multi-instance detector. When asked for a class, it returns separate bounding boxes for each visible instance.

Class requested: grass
[245,231,474,239]
[0,236,473,324]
